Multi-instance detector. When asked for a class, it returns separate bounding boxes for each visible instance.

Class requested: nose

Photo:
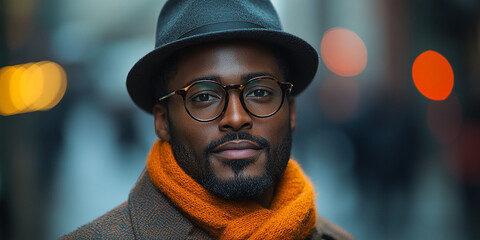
[219,91,252,132]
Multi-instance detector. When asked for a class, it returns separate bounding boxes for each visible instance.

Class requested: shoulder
[59,171,212,240]
[59,201,135,240]
[313,216,354,240]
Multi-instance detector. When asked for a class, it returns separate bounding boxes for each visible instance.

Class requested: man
[62,0,353,239]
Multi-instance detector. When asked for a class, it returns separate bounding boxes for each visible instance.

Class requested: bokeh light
[0,66,19,115]
[0,61,67,116]
[427,94,462,145]
[412,50,454,100]
[320,27,368,77]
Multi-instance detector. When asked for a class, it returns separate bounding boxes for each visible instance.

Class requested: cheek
[253,106,291,144]
[169,102,215,151]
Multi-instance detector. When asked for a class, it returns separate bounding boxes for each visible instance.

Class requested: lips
[211,140,263,160]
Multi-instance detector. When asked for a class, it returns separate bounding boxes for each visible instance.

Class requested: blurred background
[1,0,479,239]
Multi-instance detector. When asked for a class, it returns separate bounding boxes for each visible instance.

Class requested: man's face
[154,42,296,200]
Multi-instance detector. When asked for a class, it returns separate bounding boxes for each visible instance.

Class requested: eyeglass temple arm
[158,91,176,102]
[283,83,293,94]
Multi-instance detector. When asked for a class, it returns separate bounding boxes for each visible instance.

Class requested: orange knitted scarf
[147,140,317,240]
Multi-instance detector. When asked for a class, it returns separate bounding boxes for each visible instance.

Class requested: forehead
[168,41,283,90]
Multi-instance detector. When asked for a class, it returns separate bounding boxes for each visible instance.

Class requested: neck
[255,180,277,208]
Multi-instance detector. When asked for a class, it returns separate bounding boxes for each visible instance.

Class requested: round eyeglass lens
[243,78,283,117]
[185,82,226,120]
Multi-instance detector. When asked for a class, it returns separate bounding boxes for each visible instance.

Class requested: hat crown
[155,0,282,48]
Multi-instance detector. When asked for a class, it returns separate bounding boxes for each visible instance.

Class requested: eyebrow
[185,76,220,86]
[242,72,278,82]
[183,72,278,88]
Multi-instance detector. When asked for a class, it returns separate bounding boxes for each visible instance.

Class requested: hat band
[180,21,265,39]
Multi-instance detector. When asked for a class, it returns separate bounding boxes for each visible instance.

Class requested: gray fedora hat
[126,0,319,113]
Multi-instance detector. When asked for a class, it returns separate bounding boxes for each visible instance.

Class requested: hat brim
[126,28,319,113]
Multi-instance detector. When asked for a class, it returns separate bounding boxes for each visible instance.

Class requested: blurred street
[1,0,479,239]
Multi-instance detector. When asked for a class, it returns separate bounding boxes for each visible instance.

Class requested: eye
[191,93,219,102]
[246,88,271,98]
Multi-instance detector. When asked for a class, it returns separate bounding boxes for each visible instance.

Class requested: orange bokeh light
[412,50,454,100]
[320,27,368,77]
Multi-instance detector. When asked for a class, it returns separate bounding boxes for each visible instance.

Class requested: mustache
[205,132,270,154]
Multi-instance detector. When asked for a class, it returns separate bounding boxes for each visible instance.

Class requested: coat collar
[128,170,211,239]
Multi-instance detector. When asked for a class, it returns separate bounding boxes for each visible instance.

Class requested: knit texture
[147,140,317,240]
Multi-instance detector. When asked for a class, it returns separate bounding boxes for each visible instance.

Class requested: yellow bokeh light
[9,65,29,112]
[0,66,20,115]
[0,61,67,116]
[33,61,67,111]
[20,63,45,110]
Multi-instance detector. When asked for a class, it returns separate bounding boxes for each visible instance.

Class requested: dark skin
[153,41,296,208]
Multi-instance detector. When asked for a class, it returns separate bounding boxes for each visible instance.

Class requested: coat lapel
[128,170,211,239]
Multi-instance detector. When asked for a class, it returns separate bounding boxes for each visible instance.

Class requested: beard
[169,129,292,200]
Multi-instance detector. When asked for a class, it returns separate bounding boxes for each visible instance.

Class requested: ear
[288,97,296,132]
[153,103,171,141]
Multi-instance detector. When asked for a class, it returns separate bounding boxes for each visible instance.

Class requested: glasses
[158,76,293,122]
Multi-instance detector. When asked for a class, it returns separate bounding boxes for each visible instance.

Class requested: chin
[201,154,288,200]
[202,173,274,200]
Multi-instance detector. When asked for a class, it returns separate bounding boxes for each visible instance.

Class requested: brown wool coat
[60,170,354,240]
